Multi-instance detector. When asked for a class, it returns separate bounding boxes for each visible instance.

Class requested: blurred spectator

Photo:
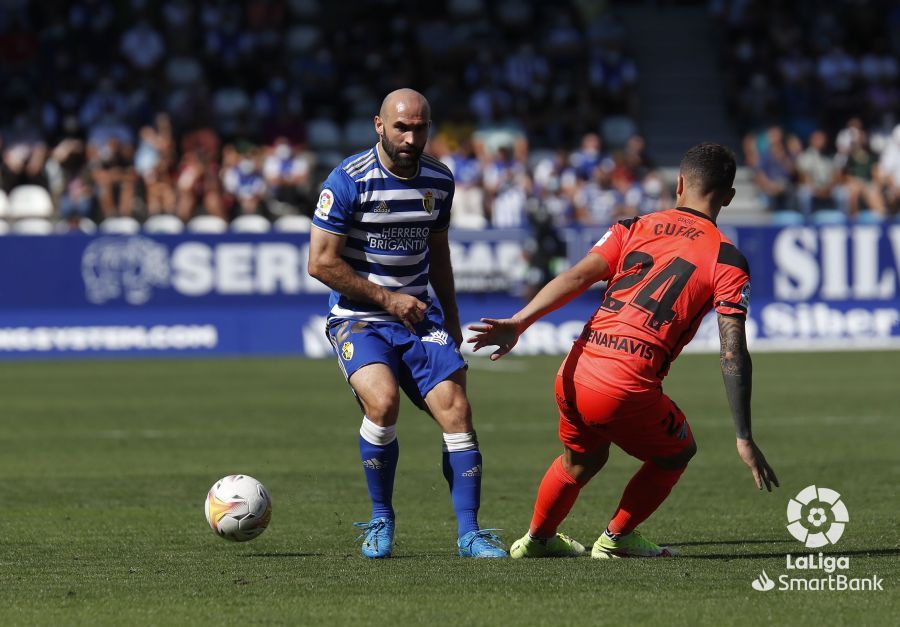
[175,149,222,222]
[574,165,618,225]
[878,124,900,215]
[51,139,93,224]
[839,129,885,218]
[440,138,487,230]
[1,140,48,192]
[134,115,176,216]
[570,133,609,181]
[484,146,528,228]
[753,127,796,212]
[262,138,314,215]
[90,137,136,219]
[223,151,266,216]
[796,130,841,214]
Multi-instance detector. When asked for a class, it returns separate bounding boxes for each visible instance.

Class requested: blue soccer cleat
[457,529,508,558]
[353,517,394,559]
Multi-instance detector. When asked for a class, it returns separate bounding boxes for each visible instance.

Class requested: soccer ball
[204,474,272,542]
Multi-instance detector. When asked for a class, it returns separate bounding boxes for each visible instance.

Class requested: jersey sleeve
[590,217,637,269]
[714,241,751,316]
[311,168,356,235]
[432,180,454,233]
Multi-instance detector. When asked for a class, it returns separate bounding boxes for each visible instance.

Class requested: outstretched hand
[736,438,780,492]
[466,318,522,361]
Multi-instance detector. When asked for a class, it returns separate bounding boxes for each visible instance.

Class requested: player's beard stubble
[380,133,421,170]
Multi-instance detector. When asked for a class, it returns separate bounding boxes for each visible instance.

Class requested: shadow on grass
[685,547,900,560]
[245,552,433,560]
[246,552,325,558]
[673,539,794,547]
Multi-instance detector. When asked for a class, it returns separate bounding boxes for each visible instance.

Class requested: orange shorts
[554,374,693,460]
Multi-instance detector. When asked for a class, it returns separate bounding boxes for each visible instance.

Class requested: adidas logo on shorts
[462,465,482,477]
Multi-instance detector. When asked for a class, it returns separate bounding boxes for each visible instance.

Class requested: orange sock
[607,461,685,536]
[529,456,585,538]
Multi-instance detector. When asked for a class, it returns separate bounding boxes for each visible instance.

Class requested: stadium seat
[856,210,884,224]
[285,24,319,52]
[165,56,203,86]
[601,116,638,147]
[8,185,54,219]
[55,218,97,234]
[306,119,342,150]
[273,214,312,233]
[343,119,376,147]
[0,189,10,219]
[289,0,319,18]
[187,215,228,233]
[0,219,9,235]
[770,210,805,226]
[231,214,271,233]
[315,150,344,170]
[11,217,54,235]
[143,214,185,234]
[99,216,141,234]
[811,210,847,225]
[449,0,484,17]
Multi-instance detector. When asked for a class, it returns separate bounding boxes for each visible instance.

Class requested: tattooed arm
[718,313,780,491]
[718,313,753,439]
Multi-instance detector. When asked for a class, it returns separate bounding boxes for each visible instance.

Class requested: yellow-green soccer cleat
[510,532,586,559]
[591,529,678,559]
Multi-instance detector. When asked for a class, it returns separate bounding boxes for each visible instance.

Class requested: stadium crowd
[711,0,900,220]
[0,0,645,233]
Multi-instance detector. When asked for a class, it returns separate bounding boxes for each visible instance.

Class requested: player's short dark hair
[679,143,737,195]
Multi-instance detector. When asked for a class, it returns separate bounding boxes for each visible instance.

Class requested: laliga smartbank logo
[750,485,883,592]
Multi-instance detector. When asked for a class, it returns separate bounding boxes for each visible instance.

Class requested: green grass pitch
[1,351,897,625]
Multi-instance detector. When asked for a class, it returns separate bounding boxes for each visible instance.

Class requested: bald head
[379,88,431,121]
[374,88,432,176]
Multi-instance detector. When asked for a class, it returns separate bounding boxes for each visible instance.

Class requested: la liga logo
[786,484,848,548]
[750,485,884,592]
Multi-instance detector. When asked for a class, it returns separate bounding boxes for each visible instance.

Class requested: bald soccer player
[308,89,507,559]
[469,143,778,559]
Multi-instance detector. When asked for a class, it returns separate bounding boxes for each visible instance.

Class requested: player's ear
[722,187,736,207]
[374,115,384,137]
[675,175,685,197]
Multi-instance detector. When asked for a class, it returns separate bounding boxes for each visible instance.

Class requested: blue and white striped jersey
[312,145,455,322]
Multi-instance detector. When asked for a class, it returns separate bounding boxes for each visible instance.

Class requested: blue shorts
[326,315,466,409]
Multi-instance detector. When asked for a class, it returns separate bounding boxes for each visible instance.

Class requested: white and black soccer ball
[204,474,272,542]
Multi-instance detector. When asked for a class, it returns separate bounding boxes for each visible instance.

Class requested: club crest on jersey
[422,190,435,214]
[341,341,354,361]
[315,189,334,220]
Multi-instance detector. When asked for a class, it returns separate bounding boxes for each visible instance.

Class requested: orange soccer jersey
[568,207,751,399]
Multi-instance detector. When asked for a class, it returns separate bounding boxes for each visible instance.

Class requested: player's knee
[363,391,401,424]
[427,383,473,431]
[438,396,472,432]
[654,437,697,470]
[563,445,609,482]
